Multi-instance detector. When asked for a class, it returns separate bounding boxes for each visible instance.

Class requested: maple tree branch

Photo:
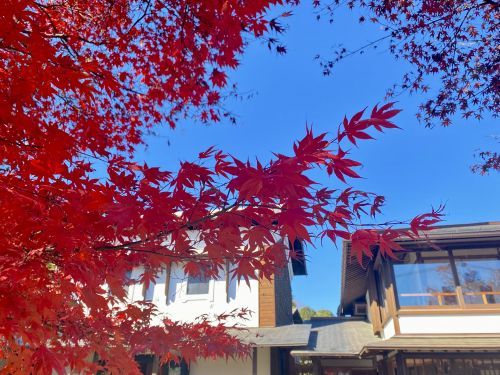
[95,201,285,253]
[98,246,266,262]
[482,0,499,8]
[330,2,486,65]
[95,204,240,251]
[127,0,152,34]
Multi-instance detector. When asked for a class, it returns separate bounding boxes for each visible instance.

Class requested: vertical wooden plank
[385,262,401,335]
[455,285,466,307]
[367,268,382,335]
[164,264,171,304]
[258,276,276,327]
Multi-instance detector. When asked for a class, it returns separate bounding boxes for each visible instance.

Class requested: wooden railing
[463,291,500,305]
[399,291,500,305]
[399,292,457,306]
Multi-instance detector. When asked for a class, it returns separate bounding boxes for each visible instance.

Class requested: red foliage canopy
[316,0,499,173]
[318,0,499,127]
[0,0,442,373]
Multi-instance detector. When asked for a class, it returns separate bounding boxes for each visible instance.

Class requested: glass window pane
[186,274,210,295]
[394,255,458,306]
[456,258,500,304]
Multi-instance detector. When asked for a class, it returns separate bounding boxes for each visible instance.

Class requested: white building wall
[127,264,260,327]
[189,348,270,375]
[125,231,297,328]
[382,318,396,339]
[256,348,271,375]
[398,314,500,334]
[189,357,252,375]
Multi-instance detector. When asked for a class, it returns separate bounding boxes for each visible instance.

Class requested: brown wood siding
[384,262,401,334]
[259,276,276,327]
[367,269,382,335]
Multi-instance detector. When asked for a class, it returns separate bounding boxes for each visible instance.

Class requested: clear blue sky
[137,2,500,313]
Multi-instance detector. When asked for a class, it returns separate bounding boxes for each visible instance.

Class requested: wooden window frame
[372,259,401,334]
[390,247,500,313]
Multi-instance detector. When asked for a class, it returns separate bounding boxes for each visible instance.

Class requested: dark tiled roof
[231,324,311,347]
[290,317,380,357]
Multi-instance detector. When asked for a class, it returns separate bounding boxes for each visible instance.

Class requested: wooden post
[252,348,257,375]
[385,263,401,335]
[482,292,488,304]
[395,354,407,375]
[367,268,383,335]
[312,358,321,375]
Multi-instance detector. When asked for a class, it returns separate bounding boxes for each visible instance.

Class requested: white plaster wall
[123,230,301,329]
[256,348,271,375]
[398,314,500,334]
[189,348,270,375]
[382,318,395,339]
[127,264,260,327]
[189,357,252,375]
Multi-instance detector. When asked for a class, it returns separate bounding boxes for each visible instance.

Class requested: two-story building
[129,222,500,375]
[291,222,500,374]
[128,238,310,375]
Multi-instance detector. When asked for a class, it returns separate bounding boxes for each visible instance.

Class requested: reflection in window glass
[456,258,500,304]
[394,253,458,306]
[186,274,210,295]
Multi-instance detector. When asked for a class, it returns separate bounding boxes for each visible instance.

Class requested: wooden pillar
[395,354,407,375]
[252,348,258,375]
[312,357,321,375]
[367,269,382,335]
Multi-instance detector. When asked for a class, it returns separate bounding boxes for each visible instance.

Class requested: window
[135,355,189,375]
[393,251,458,306]
[393,248,500,308]
[454,248,500,305]
[159,360,188,375]
[135,355,155,375]
[186,274,210,295]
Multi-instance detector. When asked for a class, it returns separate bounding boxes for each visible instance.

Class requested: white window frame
[181,274,215,302]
